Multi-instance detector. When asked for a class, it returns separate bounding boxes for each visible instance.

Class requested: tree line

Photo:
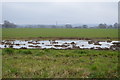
[1,20,120,29]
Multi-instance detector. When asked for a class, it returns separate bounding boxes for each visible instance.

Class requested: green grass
[0,49,2,79]
[2,28,118,40]
[2,49,119,78]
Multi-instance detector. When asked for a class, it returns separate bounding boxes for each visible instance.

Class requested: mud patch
[0,40,120,50]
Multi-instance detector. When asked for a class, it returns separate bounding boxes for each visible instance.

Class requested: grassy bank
[2,49,119,78]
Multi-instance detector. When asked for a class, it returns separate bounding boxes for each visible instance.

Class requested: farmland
[2,49,119,78]
[1,1,119,79]
[1,28,119,78]
[2,28,119,40]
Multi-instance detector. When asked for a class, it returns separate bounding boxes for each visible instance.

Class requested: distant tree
[82,25,88,28]
[37,25,45,28]
[108,25,113,28]
[65,24,72,28]
[118,23,120,28]
[114,23,118,28]
[2,20,17,28]
[0,24,2,28]
[98,23,107,29]
[51,25,56,28]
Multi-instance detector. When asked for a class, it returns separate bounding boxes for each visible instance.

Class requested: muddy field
[0,39,120,50]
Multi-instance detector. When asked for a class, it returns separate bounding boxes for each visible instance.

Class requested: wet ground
[0,39,120,50]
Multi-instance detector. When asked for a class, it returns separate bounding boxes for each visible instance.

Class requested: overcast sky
[2,2,118,25]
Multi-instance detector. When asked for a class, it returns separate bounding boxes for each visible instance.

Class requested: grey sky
[2,2,118,24]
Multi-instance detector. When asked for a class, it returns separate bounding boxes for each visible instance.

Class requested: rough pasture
[2,49,119,78]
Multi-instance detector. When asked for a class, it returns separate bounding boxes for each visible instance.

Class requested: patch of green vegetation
[18,50,32,55]
[3,48,14,55]
[2,49,119,78]
[2,28,118,40]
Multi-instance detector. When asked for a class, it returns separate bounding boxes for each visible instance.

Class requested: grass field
[2,28,119,40]
[1,28,119,78]
[2,49,119,78]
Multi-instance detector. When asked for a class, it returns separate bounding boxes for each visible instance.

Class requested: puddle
[0,40,120,50]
